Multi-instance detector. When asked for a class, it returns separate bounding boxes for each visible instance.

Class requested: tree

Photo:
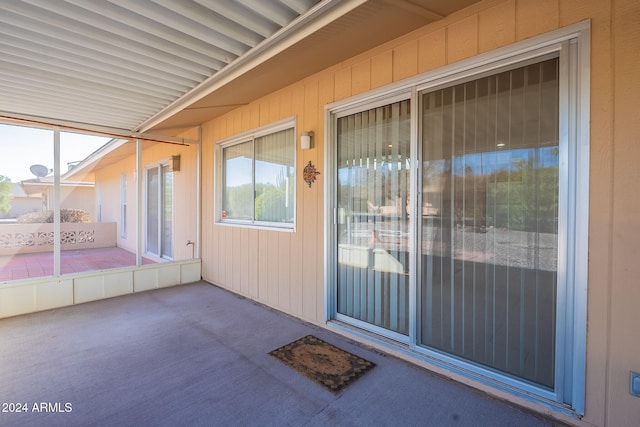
[0,175,11,215]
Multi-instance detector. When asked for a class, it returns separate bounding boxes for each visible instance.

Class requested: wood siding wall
[197,1,639,425]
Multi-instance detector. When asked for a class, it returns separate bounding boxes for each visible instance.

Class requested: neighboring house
[19,178,96,221]
[0,183,42,219]
[1,1,638,426]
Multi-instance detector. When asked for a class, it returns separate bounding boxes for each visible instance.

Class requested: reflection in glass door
[419,58,559,388]
[146,164,173,259]
[336,100,411,336]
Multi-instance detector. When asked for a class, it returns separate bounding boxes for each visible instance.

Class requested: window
[120,172,127,238]
[96,182,102,223]
[216,118,296,229]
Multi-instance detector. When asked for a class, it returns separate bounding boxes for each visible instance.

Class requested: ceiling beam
[0,114,199,145]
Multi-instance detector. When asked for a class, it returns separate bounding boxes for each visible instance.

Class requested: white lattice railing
[0,222,117,255]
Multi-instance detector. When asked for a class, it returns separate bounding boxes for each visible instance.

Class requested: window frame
[215,117,297,231]
[324,21,590,416]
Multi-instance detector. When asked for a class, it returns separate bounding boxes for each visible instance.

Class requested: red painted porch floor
[0,247,156,281]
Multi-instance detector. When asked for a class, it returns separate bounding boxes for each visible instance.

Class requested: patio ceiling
[0,0,481,137]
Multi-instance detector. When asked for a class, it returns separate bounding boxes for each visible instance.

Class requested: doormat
[269,335,375,394]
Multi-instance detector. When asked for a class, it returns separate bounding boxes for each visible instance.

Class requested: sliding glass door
[419,58,559,388]
[329,27,590,410]
[332,58,561,388]
[335,99,411,337]
[146,164,173,259]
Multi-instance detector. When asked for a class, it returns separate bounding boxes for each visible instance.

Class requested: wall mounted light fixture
[169,155,181,171]
[301,131,313,150]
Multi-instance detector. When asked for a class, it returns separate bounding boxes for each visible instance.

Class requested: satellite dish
[30,164,50,179]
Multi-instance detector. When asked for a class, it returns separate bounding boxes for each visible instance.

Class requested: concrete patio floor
[0,281,567,427]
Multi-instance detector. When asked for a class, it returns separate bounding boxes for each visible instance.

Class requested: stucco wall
[199,0,639,425]
[43,186,96,221]
[2,197,41,219]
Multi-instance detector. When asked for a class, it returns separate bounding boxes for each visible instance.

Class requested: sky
[0,124,111,182]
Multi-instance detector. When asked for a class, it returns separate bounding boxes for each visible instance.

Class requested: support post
[136,139,143,266]
[196,127,202,259]
[53,130,61,277]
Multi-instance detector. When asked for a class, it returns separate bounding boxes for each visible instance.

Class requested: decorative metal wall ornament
[303,161,320,188]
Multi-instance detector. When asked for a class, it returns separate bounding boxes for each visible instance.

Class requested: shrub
[16,211,47,223]
[17,209,90,224]
[61,209,90,223]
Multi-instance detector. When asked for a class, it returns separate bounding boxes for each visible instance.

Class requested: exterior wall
[95,141,199,261]
[2,184,41,219]
[42,186,96,221]
[608,1,640,426]
[4,186,95,220]
[2,197,41,219]
[199,0,639,425]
